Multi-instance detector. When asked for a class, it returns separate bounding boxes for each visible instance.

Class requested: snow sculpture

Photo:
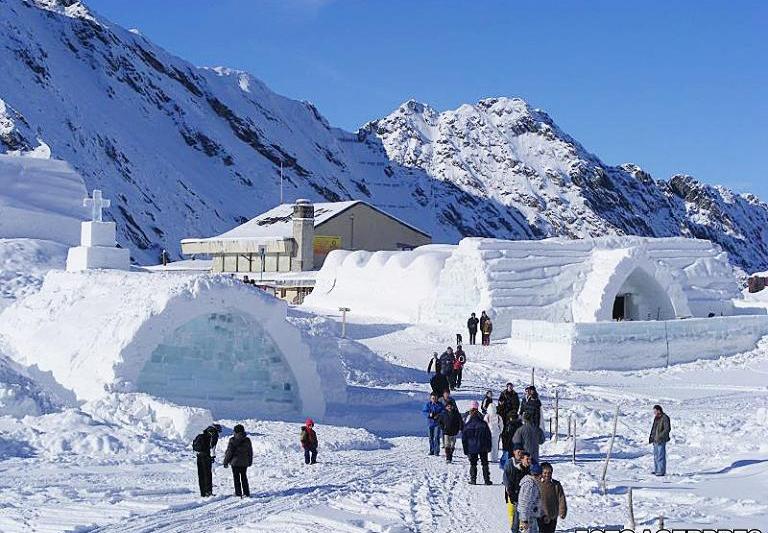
[0,271,346,419]
[66,189,130,271]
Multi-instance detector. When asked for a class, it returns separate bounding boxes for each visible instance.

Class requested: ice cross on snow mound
[83,189,111,222]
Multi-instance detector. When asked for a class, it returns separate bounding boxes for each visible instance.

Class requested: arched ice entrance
[573,250,691,323]
[135,310,302,419]
[611,267,676,321]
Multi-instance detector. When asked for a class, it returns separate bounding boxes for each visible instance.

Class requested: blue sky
[88,0,767,196]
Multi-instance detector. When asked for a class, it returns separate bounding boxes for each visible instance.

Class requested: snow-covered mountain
[1,0,767,272]
[367,98,768,272]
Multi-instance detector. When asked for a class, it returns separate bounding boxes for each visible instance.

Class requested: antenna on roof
[280,161,284,204]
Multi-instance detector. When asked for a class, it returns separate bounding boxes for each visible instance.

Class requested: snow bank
[305,245,453,323]
[0,348,59,418]
[0,409,173,461]
[508,315,768,370]
[0,270,346,420]
[0,238,69,310]
[83,393,212,442]
[0,154,88,245]
[305,236,743,335]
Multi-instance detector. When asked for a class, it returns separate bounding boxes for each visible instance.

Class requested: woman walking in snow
[300,418,319,464]
[223,424,253,497]
[484,402,504,462]
[481,317,493,346]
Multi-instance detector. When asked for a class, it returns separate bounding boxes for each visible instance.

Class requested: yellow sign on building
[313,235,342,255]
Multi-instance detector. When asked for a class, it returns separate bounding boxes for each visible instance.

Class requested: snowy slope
[368,98,768,272]
[3,1,767,272]
[0,0,502,265]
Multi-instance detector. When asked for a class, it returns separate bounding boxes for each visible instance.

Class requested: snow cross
[83,189,111,222]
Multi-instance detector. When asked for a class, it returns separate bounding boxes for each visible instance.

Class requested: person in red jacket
[300,418,318,464]
[452,345,467,389]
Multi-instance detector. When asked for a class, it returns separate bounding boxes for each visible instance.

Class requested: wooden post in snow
[567,413,572,439]
[571,421,577,463]
[531,367,535,386]
[601,404,621,487]
[626,487,636,529]
[553,389,559,443]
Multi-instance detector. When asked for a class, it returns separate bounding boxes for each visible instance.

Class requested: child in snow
[300,418,318,464]
[484,402,504,462]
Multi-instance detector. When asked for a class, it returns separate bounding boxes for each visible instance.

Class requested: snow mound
[0,238,69,310]
[0,409,173,461]
[0,270,345,420]
[0,348,59,418]
[82,393,213,442]
[304,245,454,322]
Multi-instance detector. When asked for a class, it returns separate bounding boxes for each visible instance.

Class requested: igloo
[0,271,345,419]
[306,236,768,369]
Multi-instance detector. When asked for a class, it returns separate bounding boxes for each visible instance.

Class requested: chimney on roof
[292,199,314,271]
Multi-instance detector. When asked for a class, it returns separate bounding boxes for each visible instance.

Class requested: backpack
[192,433,206,453]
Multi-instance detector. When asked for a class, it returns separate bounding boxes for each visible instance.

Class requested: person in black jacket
[500,413,523,469]
[519,386,542,429]
[467,313,479,345]
[427,352,441,375]
[437,401,464,463]
[193,423,222,497]
[498,383,520,425]
[223,424,253,497]
[430,372,450,397]
[503,449,531,532]
[461,401,493,485]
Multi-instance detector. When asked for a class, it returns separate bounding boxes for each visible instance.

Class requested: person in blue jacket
[422,393,445,456]
[462,400,493,485]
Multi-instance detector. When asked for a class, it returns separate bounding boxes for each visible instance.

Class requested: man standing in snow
[513,412,545,463]
[438,401,464,463]
[537,462,567,533]
[461,401,493,485]
[467,312,479,345]
[518,462,543,532]
[430,371,450,397]
[440,390,457,410]
[423,393,445,456]
[427,351,441,376]
[503,447,530,533]
[500,413,523,469]
[498,383,520,425]
[649,404,671,476]
[439,347,455,382]
[192,423,222,497]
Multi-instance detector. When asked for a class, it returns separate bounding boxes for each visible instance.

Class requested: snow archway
[573,249,691,322]
[0,271,346,420]
[134,311,302,418]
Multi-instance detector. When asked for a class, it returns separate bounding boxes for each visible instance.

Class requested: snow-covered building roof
[183,200,429,244]
[0,270,346,419]
[307,236,745,335]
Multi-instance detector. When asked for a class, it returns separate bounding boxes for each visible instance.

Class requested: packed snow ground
[1,307,767,530]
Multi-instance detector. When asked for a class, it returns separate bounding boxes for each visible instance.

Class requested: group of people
[192,417,320,498]
[428,344,467,392]
[465,310,493,346]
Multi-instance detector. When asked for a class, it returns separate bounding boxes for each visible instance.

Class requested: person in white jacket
[518,462,543,532]
[484,402,504,462]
